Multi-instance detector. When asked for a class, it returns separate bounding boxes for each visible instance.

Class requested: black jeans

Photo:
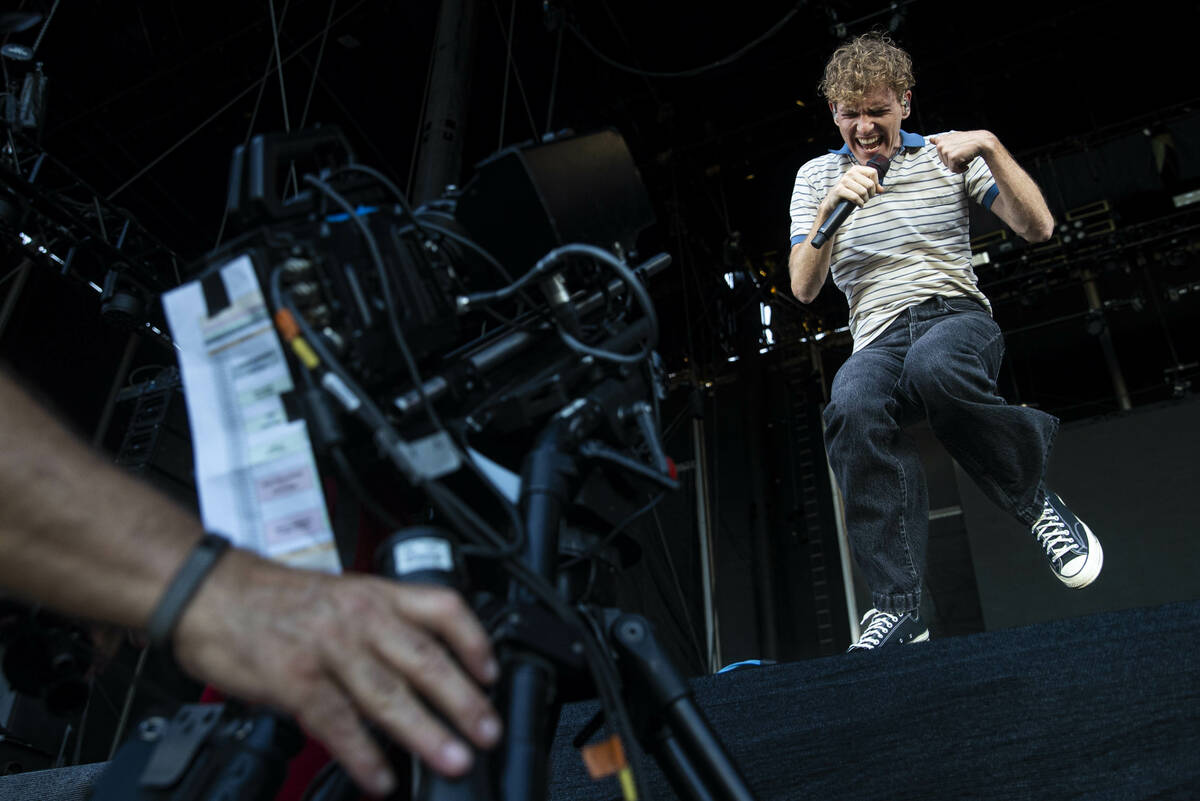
[822,296,1058,613]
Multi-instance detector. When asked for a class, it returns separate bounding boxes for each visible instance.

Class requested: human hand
[928,130,998,173]
[171,550,501,798]
[821,164,886,217]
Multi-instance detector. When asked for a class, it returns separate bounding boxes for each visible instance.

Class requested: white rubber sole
[1058,527,1104,589]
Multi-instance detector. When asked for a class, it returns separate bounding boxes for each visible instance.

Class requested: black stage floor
[548,600,1200,801]
[1,600,1195,800]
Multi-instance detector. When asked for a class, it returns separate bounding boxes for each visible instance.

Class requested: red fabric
[198,686,335,801]
[276,737,336,801]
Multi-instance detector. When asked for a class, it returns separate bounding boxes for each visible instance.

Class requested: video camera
[204,125,667,489]
[96,126,720,801]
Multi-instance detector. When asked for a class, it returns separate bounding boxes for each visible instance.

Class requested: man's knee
[826,382,882,427]
[824,384,900,450]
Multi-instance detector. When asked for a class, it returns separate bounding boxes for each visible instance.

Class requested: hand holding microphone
[810,154,891,248]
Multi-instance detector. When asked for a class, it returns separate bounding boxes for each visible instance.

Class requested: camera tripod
[91,377,757,801]
[95,300,756,801]
[366,373,759,801]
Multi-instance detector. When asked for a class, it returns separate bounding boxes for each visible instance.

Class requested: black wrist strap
[147,533,232,652]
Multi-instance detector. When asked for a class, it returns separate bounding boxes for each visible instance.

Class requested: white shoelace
[853,609,899,648]
[1033,505,1077,560]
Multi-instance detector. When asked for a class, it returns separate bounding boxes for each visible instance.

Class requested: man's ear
[900,90,912,119]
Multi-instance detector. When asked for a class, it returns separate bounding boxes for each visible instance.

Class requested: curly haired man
[787,33,1104,650]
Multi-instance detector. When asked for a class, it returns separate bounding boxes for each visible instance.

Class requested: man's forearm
[982,135,1055,242]
[789,220,835,303]
[0,371,202,628]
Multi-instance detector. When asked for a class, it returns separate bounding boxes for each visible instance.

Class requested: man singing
[787,32,1103,651]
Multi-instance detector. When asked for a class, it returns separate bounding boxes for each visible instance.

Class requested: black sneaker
[1033,489,1103,588]
[846,608,928,652]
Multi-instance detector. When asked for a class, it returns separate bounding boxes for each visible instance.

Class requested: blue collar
[828,129,925,156]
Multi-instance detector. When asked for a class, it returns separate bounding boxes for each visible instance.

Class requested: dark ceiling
[3,0,1200,425]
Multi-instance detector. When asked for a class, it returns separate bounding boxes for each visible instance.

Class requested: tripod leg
[609,614,757,801]
[496,656,556,801]
[410,756,491,801]
[655,730,718,801]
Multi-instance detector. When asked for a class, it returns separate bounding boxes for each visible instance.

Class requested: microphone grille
[867,154,891,179]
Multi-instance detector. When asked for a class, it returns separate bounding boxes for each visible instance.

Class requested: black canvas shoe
[1033,489,1103,589]
[846,608,928,652]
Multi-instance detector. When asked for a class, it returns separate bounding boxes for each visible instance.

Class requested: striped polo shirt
[789,130,999,351]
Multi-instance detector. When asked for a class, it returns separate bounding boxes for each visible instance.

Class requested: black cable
[558,492,664,570]
[414,218,516,284]
[501,558,651,801]
[329,446,404,532]
[407,208,538,317]
[269,268,394,437]
[276,198,534,564]
[266,217,650,799]
[275,268,501,558]
[410,217,543,311]
[465,243,659,365]
[330,162,432,243]
[301,174,445,433]
[324,169,540,352]
[650,505,708,674]
[330,163,531,307]
[661,401,690,441]
[421,479,649,799]
[271,265,527,561]
[567,1,805,79]
[545,23,564,134]
[418,449,648,797]
[423,479,522,559]
[300,177,533,554]
[374,219,526,329]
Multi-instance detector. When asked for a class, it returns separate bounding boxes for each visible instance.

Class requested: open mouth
[855,135,882,152]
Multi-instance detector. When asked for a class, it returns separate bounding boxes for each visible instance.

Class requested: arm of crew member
[0,369,501,797]
[929,130,1055,242]
[789,165,884,303]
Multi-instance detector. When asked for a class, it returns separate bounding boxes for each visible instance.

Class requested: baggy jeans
[822,295,1059,614]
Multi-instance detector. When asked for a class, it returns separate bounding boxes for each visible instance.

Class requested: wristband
[147,533,232,652]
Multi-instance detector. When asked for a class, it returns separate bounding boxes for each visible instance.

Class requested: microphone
[810,154,891,249]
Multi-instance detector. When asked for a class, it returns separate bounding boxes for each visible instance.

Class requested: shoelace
[854,609,899,648]
[1033,504,1077,560]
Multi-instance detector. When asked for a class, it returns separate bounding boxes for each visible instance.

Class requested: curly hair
[818,32,914,107]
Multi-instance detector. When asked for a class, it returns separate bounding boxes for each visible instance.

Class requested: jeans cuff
[873,590,921,615]
[1017,415,1060,526]
[1017,486,1049,526]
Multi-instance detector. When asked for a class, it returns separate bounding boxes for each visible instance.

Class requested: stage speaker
[958,394,1200,631]
[454,128,656,272]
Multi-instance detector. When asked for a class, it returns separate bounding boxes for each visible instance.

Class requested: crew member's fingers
[368,618,502,749]
[332,649,475,778]
[388,585,499,687]
[293,680,398,798]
